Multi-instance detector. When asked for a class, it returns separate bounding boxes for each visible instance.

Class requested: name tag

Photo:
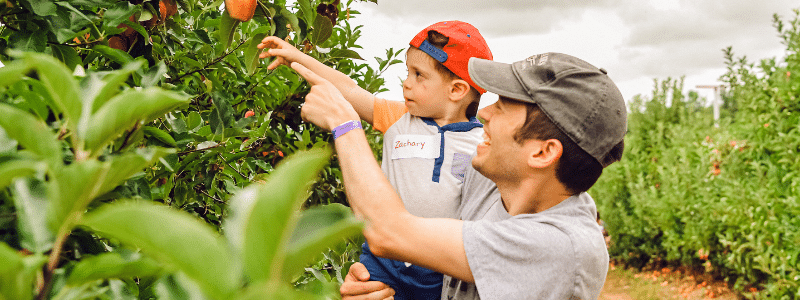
[391,134,439,159]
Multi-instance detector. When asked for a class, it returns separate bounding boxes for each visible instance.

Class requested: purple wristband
[332,120,362,140]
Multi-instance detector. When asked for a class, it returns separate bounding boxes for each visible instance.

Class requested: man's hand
[291,62,360,131]
[340,262,396,300]
[257,36,305,70]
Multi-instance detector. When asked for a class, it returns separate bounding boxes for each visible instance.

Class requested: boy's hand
[340,262,396,300]
[291,62,360,131]
[257,36,305,70]
[259,36,376,125]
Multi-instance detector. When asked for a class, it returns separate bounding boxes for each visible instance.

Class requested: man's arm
[258,36,377,124]
[293,62,475,283]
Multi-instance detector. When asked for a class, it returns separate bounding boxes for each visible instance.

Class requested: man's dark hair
[513,101,624,194]
[422,30,481,117]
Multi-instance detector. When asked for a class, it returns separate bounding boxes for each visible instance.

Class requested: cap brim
[468,57,531,103]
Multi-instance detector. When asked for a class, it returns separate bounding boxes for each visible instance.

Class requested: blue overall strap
[421,117,483,182]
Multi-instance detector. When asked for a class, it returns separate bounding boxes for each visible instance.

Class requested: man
[293,52,627,299]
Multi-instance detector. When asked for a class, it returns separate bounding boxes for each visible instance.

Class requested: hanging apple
[225,0,257,22]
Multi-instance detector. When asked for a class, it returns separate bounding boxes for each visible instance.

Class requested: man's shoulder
[462,197,608,299]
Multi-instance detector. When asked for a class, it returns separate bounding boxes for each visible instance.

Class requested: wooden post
[697,85,725,128]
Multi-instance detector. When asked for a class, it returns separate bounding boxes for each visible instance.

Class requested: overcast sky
[347,0,799,107]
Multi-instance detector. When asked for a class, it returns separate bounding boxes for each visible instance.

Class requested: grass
[600,262,738,300]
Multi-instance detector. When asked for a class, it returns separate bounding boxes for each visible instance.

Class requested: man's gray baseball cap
[468,53,627,167]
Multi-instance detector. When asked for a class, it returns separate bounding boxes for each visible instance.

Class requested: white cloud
[347,0,799,105]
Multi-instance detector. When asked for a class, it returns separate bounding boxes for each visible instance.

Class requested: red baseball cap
[409,21,493,94]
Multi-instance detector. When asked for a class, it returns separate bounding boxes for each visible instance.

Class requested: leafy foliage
[591,9,800,299]
[0,0,402,298]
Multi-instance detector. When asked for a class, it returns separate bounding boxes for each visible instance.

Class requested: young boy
[258,20,493,299]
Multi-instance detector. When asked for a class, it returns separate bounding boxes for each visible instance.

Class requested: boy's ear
[448,79,471,102]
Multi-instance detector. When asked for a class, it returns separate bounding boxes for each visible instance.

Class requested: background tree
[0,0,402,298]
[591,9,800,299]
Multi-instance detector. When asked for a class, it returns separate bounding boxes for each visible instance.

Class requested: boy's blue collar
[420,117,482,182]
[420,116,483,131]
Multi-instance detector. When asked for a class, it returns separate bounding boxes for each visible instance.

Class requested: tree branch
[167,40,248,84]
[198,188,226,204]
[217,153,247,179]
[177,142,226,156]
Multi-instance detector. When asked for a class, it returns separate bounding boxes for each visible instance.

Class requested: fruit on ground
[225,0,257,22]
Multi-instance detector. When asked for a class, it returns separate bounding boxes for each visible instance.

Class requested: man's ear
[448,79,471,102]
[527,139,563,169]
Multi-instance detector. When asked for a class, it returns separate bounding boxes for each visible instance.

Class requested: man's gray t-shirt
[442,166,609,300]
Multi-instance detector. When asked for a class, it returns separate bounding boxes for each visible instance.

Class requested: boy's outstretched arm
[292,61,475,283]
[257,36,377,124]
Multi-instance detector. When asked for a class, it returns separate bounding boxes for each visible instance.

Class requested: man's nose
[477,107,490,122]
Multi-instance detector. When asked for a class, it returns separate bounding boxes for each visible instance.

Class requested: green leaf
[8,29,48,52]
[21,0,56,16]
[121,19,150,45]
[92,45,134,65]
[82,202,238,300]
[12,178,54,253]
[223,148,330,284]
[55,2,101,37]
[84,60,145,114]
[218,11,240,50]
[0,243,24,300]
[235,281,318,300]
[281,204,361,281]
[0,243,47,300]
[12,79,53,120]
[0,160,41,190]
[47,8,76,43]
[67,251,162,286]
[209,91,235,135]
[48,147,170,234]
[0,127,18,156]
[280,8,299,36]
[141,61,168,88]
[152,273,209,300]
[103,1,139,27]
[329,49,364,60]
[0,104,62,167]
[50,44,82,71]
[68,0,115,7]
[143,126,178,147]
[177,55,203,69]
[83,88,189,154]
[15,52,82,133]
[244,33,268,75]
[0,61,32,88]
[99,147,175,199]
[296,0,315,26]
[48,160,109,232]
[310,13,333,45]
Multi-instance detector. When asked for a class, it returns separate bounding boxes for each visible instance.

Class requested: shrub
[591,9,800,298]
